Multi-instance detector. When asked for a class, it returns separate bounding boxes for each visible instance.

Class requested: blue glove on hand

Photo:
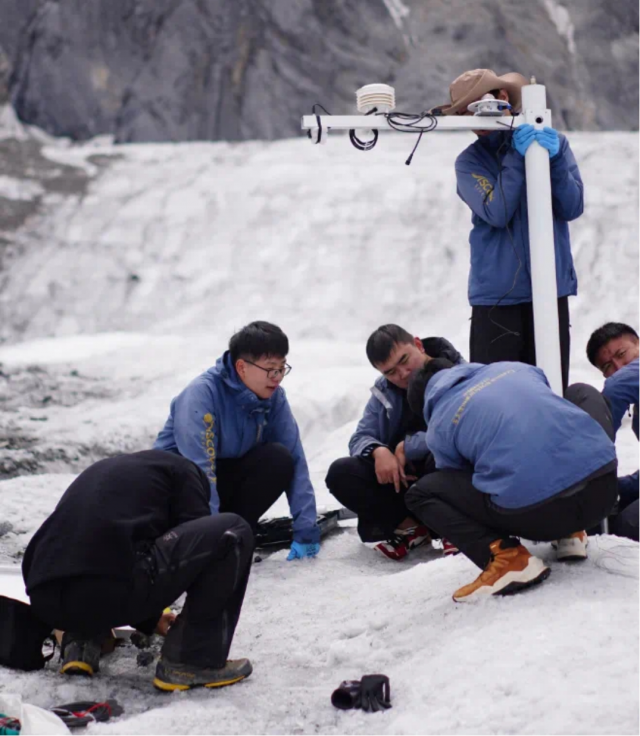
[512,123,536,156]
[287,541,320,560]
[535,126,560,157]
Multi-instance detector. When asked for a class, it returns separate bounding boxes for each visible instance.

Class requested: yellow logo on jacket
[472,173,494,202]
[203,413,216,482]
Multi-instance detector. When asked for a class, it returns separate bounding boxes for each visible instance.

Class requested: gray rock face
[1,0,638,142]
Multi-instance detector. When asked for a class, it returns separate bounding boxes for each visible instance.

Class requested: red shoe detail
[442,538,460,556]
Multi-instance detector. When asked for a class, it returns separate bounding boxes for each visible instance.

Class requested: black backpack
[0,596,54,671]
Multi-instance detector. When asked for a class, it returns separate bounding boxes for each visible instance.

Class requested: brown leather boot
[453,539,550,602]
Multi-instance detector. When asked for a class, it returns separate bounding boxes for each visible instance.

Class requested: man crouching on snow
[326,324,464,560]
[405,359,618,602]
[23,450,254,690]
[154,320,320,560]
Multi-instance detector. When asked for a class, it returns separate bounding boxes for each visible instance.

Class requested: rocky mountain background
[0,0,637,143]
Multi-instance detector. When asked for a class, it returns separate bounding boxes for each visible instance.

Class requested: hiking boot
[452,539,550,603]
[442,538,460,556]
[60,633,103,677]
[153,656,253,692]
[374,525,431,561]
[556,531,588,562]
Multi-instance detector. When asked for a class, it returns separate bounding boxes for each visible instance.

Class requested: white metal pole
[521,83,563,395]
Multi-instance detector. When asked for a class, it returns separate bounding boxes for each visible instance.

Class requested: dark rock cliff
[0,0,637,142]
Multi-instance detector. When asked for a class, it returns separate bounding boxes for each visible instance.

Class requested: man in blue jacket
[406,359,617,602]
[587,322,639,541]
[326,325,464,560]
[154,321,320,560]
[434,69,583,390]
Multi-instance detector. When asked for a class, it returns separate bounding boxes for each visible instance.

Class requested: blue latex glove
[535,126,560,157]
[512,123,536,156]
[287,541,320,560]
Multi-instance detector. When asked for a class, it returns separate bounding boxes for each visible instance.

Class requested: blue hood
[424,363,479,424]
[211,351,280,416]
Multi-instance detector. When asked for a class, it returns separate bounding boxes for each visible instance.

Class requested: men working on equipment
[326,325,464,560]
[433,69,584,390]
[154,321,320,560]
[406,359,617,602]
[23,451,253,690]
[587,322,639,541]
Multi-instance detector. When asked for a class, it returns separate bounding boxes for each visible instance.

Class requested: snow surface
[0,119,637,734]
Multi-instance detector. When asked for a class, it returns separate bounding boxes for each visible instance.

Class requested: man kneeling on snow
[405,359,617,602]
[23,451,253,690]
[154,321,320,560]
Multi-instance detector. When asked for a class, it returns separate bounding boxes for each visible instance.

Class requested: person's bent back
[405,361,617,602]
[23,450,255,691]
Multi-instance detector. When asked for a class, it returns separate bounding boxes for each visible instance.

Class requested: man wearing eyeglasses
[154,321,320,560]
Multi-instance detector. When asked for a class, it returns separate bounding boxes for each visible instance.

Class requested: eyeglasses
[244,360,292,380]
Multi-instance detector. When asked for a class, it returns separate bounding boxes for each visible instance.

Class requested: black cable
[349,107,379,151]
[385,111,437,165]
[309,103,332,144]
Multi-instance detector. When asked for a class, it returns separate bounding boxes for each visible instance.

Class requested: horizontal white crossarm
[301,113,534,132]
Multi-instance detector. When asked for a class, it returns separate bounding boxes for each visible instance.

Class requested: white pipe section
[301,114,526,132]
[522,83,563,395]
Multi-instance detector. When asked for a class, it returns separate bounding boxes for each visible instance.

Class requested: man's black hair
[586,322,639,366]
[229,321,289,363]
[407,358,455,417]
[366,324,415,367]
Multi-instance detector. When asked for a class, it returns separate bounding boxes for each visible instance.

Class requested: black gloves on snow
[331,674,392,712]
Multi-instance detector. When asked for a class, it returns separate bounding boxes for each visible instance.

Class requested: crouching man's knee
[263,442,295,486]
[325,457,352,495]
[405,476,432,515]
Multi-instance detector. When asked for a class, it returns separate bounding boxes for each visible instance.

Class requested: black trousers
[470,297,571,392]
[29,513,254,668]
[325,454,436,542]
[611,499,639,542]
[405,383,618,568]
[217,442,294,531]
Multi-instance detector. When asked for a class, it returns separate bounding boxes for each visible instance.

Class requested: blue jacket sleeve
[169,384,220,514]
[603,362,639,434]
[425,426,465,471]
[404,431,430,462]
[268,395,320,543]
[549,136,584,221]
[349,393,388,457]
[455,147,526,228]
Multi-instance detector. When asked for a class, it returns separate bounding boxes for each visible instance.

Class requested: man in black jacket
[326,325,464,560]
[22,450,254,691]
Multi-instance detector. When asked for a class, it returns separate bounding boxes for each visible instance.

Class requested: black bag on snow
[0,595,54,671]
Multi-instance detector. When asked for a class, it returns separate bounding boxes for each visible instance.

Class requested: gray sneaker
[60,633,103,676]
[153,656,253,692]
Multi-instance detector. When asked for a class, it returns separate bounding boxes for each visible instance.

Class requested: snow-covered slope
[0,120,637,734]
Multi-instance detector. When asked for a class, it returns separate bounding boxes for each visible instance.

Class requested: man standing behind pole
[433,69,584,390]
